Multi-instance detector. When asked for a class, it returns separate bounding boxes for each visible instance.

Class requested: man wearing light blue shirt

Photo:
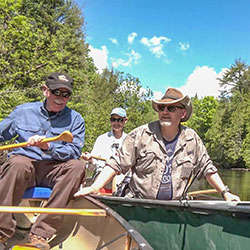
[0,72,85,250]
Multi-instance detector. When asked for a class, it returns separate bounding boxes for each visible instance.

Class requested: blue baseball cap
[110,108,127,118]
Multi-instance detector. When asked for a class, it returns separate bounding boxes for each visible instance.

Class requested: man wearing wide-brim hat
[75,88,240,202]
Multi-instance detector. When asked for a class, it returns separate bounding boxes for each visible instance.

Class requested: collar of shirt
[41,100,66,118]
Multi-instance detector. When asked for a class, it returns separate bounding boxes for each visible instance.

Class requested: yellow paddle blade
[59,130,73,142]
[42,130,73,143]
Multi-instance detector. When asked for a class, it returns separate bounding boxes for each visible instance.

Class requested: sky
[76,0,250,99]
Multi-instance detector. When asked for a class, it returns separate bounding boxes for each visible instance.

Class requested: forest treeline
[1,0,250,169]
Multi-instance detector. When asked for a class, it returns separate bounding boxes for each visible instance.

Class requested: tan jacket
[106,121,217,200]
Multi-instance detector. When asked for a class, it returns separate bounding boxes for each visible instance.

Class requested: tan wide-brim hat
[152,88,193,122]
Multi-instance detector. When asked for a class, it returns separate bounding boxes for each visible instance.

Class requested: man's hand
[27,135,49,151]
[223,192,241,202]
[74,186,99,197]
[81,152,93,163]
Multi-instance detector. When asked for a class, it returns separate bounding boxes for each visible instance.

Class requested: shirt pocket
[176,156,195,180]
[135,150,156,175]
[16,124,41,142]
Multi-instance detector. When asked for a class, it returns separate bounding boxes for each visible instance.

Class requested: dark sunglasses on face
[158,105,184,113]
[110,117,124,123]
[50,89,71,98]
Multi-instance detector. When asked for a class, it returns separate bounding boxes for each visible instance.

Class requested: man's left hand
[223,192,241,202]
[74,186,99,197]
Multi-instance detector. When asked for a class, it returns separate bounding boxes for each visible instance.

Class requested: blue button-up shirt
[0,101,85,161]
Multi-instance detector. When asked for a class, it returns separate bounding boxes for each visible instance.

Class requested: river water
[86,168,250,201]
[189,169,250,201]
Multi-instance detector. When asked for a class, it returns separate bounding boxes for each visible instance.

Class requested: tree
[0,0,92,117]
[81,69,156,152]
[219,59,250,97]
[206,60,250,168]
[186,96,218,142]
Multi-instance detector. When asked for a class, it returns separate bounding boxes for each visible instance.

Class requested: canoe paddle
[188,189,218,197]
[0,130,73,151]
[0,206,106,217]
[91,155,106,161]
[81,153,106,162]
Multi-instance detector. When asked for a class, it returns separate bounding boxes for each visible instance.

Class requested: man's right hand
[81,152,93,162]
[27,135,49,151]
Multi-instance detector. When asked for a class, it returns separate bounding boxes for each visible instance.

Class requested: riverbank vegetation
[1,0,250,169]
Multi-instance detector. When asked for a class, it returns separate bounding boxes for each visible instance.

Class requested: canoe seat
[15,187,53,233]
[23,187,52,200]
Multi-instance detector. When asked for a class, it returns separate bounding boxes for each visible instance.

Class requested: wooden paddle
[91,155,106,161]
[0,206,106,217]
[188,189,218,197]
[0,130,73,151]
[81,153,106,162]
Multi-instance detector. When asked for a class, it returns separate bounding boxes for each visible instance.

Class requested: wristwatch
[221,186,230,197]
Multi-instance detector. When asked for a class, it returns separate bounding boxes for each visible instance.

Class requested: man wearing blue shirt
[0,72,85,250]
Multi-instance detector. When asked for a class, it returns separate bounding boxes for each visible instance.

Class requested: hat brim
[152,95,193,122]
[110,113,126,118]
[47,83,72,93]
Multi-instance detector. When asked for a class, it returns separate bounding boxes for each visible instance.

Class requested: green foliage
[0,0,90,116]
[77,69,156,152]
[186,96,218,142]
[219,59,250,96]
[205,60,250,168]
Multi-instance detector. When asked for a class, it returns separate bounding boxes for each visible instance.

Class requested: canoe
[94,195,250,250]
[2,195,153,250]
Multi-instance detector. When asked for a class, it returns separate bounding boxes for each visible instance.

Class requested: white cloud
[112,50,141,68]
[151,66,228,101]
[128,32,137,44]
[140,36,171,58]
[153,91,164,100]
[179,42,190,51]
[88,45,109,73]
[179,66,228,98]
[109,38,118,45]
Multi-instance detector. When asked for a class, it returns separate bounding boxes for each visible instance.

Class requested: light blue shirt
[0,101,85,161]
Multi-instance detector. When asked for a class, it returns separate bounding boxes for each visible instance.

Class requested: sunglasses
[158,105,184,113]
[50,89,71,98]
[110,117,124,123]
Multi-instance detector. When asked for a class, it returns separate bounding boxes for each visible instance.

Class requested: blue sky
[76,0,250,99]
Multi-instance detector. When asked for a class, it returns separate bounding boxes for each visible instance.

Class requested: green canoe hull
[95,196,250,250]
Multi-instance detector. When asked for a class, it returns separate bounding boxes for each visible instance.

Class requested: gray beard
[160,120,172,127]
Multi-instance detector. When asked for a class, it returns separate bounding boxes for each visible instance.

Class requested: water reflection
[189,169,250,201]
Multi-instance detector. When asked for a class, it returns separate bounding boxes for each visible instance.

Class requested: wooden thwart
[0,206,106,217]
[0,131,73,151]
